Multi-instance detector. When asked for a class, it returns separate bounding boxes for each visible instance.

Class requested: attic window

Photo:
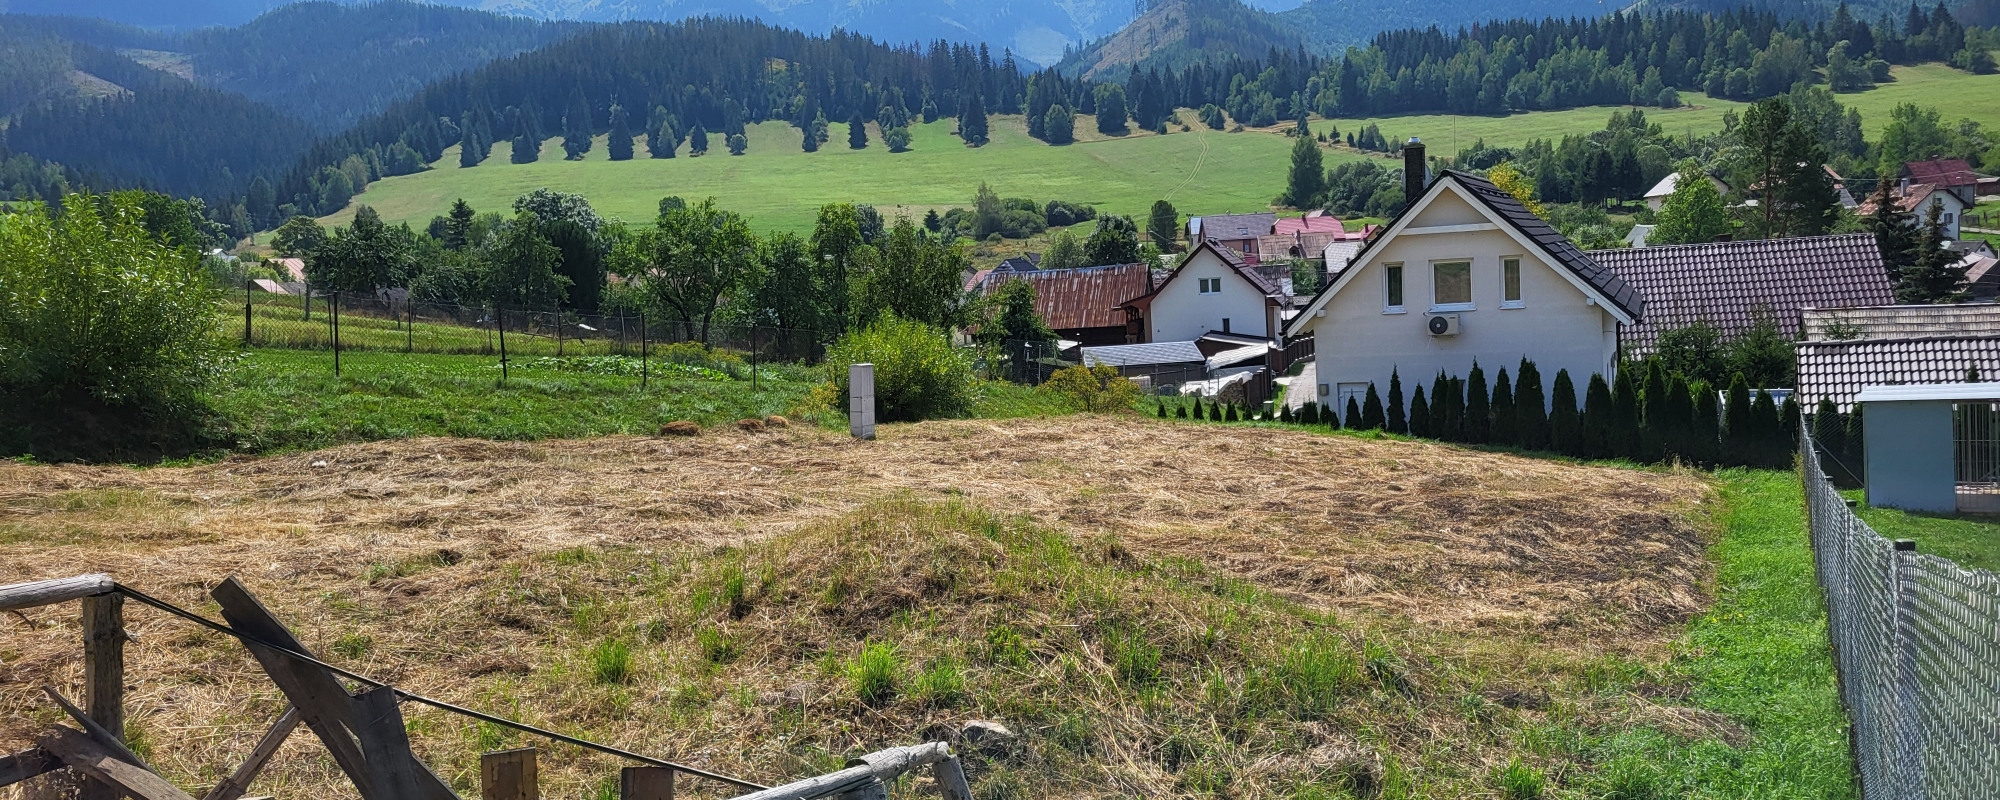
[1199,278,1222,294]
[1432,260,1473,311]
[1501,258,1524,308]
[1384,264,1405,313]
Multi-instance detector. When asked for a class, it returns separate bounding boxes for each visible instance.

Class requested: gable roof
[1287,171,1641,337]
[1193,212,1277,240]
[1080,340,1204,368]
[995,253,1042,273]
[1274,214,1348,235]
[981,263,1152,331]
[1798,336,2000,412]
[1588,233,1892,355]
[1803,303,2000,342]
[1126,239,1283,311]
[1904,159,1979,187]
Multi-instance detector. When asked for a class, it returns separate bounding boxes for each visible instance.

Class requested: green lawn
[1843,491,2000,573]
[1316,91,1750,153]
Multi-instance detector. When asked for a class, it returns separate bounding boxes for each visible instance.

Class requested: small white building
[1122,239,1290,344]
[1643,172,1730,211]
[1284,169,1643,409]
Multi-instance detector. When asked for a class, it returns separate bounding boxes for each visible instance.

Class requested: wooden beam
[209,577,376,798]
[1399,222,1500,236]
[619,766,672,800]
[353,687,423,800]
[42,687,148,770]
[0,574,114,612]
[37,726,196,800]
[930,758,972,800]
[200,706,300,800]
[83,593,125,740]
[479,748,537,800]
[0,747,61,788]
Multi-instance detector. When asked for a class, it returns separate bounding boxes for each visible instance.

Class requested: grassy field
[1845,491,2000,572]
[302,61,2000,240]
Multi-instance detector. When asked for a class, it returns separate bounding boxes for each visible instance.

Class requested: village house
[1121,239,1295,344]
[1642,172,1729,212]
[973,262,1156,346]
[1797,304,2000,411]
[1186,212,1275,258]
[1856,181,1971,240]
[1902,159,1983,206]
[1284,145,1642,410]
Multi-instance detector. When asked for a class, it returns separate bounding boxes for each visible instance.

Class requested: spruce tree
[1177,403,1189,419]
[443,199,475,250]
[1724,373,1754,467]
[1583,374,1616,459]
[1362,383,1386,431]
[1693,381,1722,466]
[959,92,989,145]
[1899,198,1969,303]
[1147,200,1180,253]
[607,105,634,161]
[1550,369,1581,456]
[1345,396,1362,430]
[1280,402,1294,423]
[1157,401,1167,418]
[1283,133,1327,208]
[1516,359,1547,451]
[649,112,678,158]
[1612,370,1641,459]
[1387,368,1407,434]
[563,90,593,160]
[1410,386,1431,438]
[1466,361,1490,443]
[1640,364,1670,462]
[1491,368,1516,446]
[848,112,869,149]
[1865,176,1917,291]
[1430,373,1451,441]
[1750,389,1782,468]
[689,122,709,155]
[1663,373,1694,462]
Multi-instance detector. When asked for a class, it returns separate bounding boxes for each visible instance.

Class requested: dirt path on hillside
[0,416,1715,640]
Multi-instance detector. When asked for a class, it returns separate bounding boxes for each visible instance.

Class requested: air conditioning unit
[1426,314,1461,336]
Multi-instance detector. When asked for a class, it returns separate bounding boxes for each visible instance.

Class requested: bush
[1039,364,1141,413]
[0,193,226,458]
[1043,200,1097,228]
[850,641,902,704]
[827,315,975,422]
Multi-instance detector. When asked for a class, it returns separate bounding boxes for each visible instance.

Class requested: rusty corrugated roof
[981,263,1152,331]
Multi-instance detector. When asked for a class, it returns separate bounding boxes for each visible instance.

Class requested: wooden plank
[0,747,62,788]
[0,574,114,612]
[38,726,196,800]
[210,577,376,798]
[42,687,149,771]
[619,766,672,800]
[353,686,423,800]
[200,706,300,800]
[727,743,951,800]
[479,748,537,800]
[930,757,972,800]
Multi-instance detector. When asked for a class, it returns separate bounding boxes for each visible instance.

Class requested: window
[1383,264,1405,312]
[1432,260,1472,310]
[1501,257,1523,308]
[1199,277,1221,294]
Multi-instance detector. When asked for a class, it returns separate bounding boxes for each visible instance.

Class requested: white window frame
[1198,277,1221,294]
[1430,258,1474,312]
[1500,256,1525,309]
[1383,263,1406,314]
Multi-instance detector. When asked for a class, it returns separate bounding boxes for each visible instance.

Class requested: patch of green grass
[209,348,812,453]
[848,641,903,705]
[912,656,969,707]
[974,379,1076,419]
[586,639,633,685]
[1495,757,1546,800]
[1845,491,2000,572]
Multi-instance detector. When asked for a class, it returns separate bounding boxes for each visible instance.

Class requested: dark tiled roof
[1904,159,1979,187]
[1587,233,1892,355]
[1447,170,1644,320]
[1798,336,2000,411]
[1802,304,2000,342]
[983,263,1151,331]
[1081,340,1205,368]
[1197,213,1277,240]
[995,253,1042,273]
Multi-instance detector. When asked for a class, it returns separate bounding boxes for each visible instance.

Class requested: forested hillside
[1055,0,1305,79]
[1281,0,1635,53]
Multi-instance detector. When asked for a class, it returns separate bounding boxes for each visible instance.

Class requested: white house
[1857,182,1970,240]
[1643,172,1729,211]
[1284,168,1643,411]
[1122,239,1290,344]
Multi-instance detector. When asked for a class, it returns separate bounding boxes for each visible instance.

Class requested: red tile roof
[1587,233,1892,355]
[1799,337,2000,411]
[981,263,1152,331]
[1274,215,1346,235]
[1904,159,1979,187]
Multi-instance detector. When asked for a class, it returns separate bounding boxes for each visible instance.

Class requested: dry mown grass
[0,416,1716,798]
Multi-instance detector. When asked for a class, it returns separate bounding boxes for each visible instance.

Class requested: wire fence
[1803,424,2000,799]
[234,285,830,379]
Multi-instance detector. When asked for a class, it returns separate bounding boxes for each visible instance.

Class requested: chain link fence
[1803,425,2000,799]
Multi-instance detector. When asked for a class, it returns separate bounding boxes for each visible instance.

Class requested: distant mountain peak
[1058,0,1301,79]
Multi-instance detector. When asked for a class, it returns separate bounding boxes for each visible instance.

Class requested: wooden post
[496,302,509,385]
[930,758,972,800]
[406,300,414,353]
[619,766,673,800]
[332,290,342,378]
[353,686,421,800]
[479,749,537,800]
[201,706,299,800]
[0,574,114,611]
[245,280,254,345]
[556,308,563,357]
[639,314,648,391]
[82,594,125,761]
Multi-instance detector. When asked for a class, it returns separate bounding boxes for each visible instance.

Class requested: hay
[0,417,1715,797]
[659,421,700,436]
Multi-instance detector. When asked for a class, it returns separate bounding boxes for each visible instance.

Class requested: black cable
[111,583,768,793]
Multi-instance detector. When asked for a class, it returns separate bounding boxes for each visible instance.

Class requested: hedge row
[1154,358,1802,469]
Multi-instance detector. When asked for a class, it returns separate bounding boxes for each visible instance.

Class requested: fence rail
[1803,425,2000,799]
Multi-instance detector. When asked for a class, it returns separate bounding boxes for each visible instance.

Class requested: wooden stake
[479,748,537,800]
[201,706,300,800]
[619,766,673,800]
[38,727,195,800]
[353,687,422,800]
[82,593,125,743]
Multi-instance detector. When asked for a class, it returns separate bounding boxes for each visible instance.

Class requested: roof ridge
[1588,232,1874,255]
[1801,334,2000,347]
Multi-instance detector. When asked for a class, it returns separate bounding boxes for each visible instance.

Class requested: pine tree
[1899,198,1969,302]
[1663,373,1693,462]
[1362,383,1386,430]
[1283,133,1327,208]
[848,112,869,149]
[1693,381,1722,466]
[443,199,475,250]
[1491,368,1516,446]
[1147,200,1180,253]
[1346,396,1363,431]
[1410,386,1431,438]
[1749,389,1781,468]
[1387,368,1407,434]
[801,118,820,152]
[1157,401,1167,418]
[1465,361,1490,444]
[1550,369,1581,456]
[1301,402,1319,425]
[1043,104,1075,145]
[649,110,678,158]
[607,105,634,161]
[1516,359,1547,450]
[959,93,989,145]
[1177,403,1189,419]
[689,122,709,155]
[1280,402,1294,423]
[1639,364,1670,462]
[1431,373,1452,441]
[563,90,593,160]
[1612,370,1641,459]
[1780,395,1802,459]
[1724,373,1754,466]
[1583,374,1615,458]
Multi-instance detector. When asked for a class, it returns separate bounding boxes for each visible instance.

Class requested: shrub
[0,193,225,455]
[850,641,902,704]
[1039,363,1142,413]
[828,315,976,422]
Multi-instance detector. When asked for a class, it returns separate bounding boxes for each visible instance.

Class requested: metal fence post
[331,290,341,378]
[244,280,253,345]
[640,314,648,391]
[496,301,509,385]
[407,299,414,353]
[1889,538,1927,800]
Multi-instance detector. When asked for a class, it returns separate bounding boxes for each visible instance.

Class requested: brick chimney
[1403,137,1426,209]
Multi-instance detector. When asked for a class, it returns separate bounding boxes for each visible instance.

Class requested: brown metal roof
[981,263,1151,331]
[1904,159,1980,187]
[1587,233,1892,356]
[1798,336,2000,411]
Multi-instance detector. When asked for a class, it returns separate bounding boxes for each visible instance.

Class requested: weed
[587,639,633,685]
[912,657,967,707]
[983,624,1030,667]
[1364,639,1409,693]
[1597,755,1663,800]
[590,774,619,800]
[1104,627,1161,686]
[473,721,509,752]
[1496,758,1546,800]
[972,767,1028,800]
[696,627,739,664]
[720,564,751,618]
[553,546,599,566]
[123,720,152,763]
[849,642,902,705]
[1265,634,1359,719]
[330,632,373,660]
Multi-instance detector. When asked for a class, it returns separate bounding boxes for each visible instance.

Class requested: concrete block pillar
[849,363,876,440]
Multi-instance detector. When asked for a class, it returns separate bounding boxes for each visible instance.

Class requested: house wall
[1146,248,1275,343]
[1922,192,1967,240]
[1302,190,1620,408]
[1863,400,1956,514]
